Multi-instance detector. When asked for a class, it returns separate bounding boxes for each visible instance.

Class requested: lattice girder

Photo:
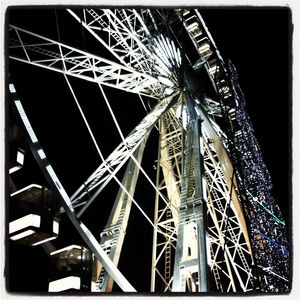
[9,25,164,98]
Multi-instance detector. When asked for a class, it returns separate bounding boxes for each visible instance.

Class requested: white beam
[9,25,164,98]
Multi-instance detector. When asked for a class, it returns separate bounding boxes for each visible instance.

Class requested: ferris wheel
[7,8,289,293]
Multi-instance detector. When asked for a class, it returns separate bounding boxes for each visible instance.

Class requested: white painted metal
[171,96,208,292]
[10,88,136,292]
[71,91,180,214]
[9,25,164,98]
[95,137,148,292]
[67,9,156,77]
[9,9,258,293]
[49,276,81,292]
[151,109,182,292]
[151,99,254,292]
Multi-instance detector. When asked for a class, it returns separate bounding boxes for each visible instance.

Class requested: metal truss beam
[199,104,254,292]
[68,9,157,77]
[71,90,181,216]
[94,135,149,292]
[8,8,288,294]
[9,81,136,292]
[9,25,164,98]
[172,96,208,292]
[203,138,254,291]
[151,97,255,292]
[200,108,252,256]
[219,61,289,292]
[151,110,182,292]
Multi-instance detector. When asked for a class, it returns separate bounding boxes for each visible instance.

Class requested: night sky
[6,7,291,293]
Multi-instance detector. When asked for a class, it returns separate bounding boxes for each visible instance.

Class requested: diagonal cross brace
[9,81,136,292]
[9,25,163,98]
[71,90,181,216]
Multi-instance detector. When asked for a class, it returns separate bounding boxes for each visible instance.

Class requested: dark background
[6,7,292,293]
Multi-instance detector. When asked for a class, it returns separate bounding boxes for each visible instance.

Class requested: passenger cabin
[48,245,93,292]
[9,184,59,246]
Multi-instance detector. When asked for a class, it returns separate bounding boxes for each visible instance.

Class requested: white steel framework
[8,8,288,293]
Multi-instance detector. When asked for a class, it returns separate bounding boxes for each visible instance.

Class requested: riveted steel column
[172,94,207,292]
[94,134,149,292]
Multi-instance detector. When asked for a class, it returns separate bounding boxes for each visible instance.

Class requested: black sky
[6,7,292,293]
